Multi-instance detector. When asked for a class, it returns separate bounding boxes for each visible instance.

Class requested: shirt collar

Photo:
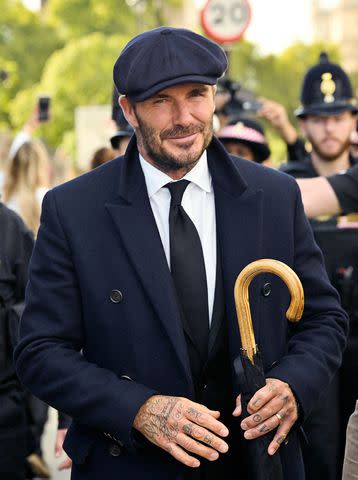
[139,150,212,198]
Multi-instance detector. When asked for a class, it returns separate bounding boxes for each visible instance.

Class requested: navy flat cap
[113,26,228,102]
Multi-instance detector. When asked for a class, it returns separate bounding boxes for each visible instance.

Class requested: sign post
[200,0,251,44]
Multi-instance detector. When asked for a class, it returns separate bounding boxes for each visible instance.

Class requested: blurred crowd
[1,49,358,480]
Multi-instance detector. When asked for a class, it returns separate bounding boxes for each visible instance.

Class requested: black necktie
[166,180,209,360]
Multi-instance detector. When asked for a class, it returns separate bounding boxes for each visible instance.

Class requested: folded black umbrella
[233,259,304,480]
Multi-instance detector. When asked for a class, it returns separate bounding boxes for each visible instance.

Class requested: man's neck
[311,151,351,176]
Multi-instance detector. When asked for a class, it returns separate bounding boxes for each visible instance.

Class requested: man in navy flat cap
[15,27,348,480]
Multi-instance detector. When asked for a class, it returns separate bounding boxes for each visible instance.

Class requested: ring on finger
[275,412,283,423]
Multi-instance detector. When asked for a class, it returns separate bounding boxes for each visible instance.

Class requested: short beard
[134,111,213,174]
[309,136,351,162]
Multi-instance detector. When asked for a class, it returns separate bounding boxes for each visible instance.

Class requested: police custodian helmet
[295,52,358,118]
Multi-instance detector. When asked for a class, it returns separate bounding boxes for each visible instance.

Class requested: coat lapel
[208,139,264,356]
[105,139,192,385]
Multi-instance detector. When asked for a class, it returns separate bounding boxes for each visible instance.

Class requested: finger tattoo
[183,424,193,436]
[259,424,269,433]
[203,434,214,445]
[186,407,201,420]
[253,397,262,407]
[277,435,286,445]
[253,414,262,423]
[268,383,277,393]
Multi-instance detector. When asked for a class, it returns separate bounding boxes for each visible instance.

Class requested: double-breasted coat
[14,137,348,479]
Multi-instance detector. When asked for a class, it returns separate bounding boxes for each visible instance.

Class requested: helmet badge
[320,72,336,103]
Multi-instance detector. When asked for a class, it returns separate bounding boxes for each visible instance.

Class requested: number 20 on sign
[200,0,251,44]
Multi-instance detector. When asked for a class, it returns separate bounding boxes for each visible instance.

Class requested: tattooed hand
[233,378,298,456]
[133,395,229,468]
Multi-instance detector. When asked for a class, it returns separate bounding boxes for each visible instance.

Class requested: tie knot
[165,180,190,206]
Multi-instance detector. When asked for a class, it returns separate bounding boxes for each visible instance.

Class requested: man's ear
[119,96,138,128]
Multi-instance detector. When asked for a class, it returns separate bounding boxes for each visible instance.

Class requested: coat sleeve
[14,190,157,451]
[267,181,349,419]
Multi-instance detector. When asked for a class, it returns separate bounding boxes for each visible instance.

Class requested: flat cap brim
[113,27,227,102]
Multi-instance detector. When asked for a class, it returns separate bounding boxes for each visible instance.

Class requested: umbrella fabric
[234,352,284,480]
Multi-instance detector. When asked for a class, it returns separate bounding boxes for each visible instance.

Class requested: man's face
[299,112,356,162]
[221,141,255,161]
[120,83,215,177]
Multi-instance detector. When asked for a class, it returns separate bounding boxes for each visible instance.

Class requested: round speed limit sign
[200,0,251,44]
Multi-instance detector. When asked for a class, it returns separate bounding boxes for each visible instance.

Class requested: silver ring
[275,412,283,422]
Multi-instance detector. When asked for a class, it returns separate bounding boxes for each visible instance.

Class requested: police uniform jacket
[280,153,358,179]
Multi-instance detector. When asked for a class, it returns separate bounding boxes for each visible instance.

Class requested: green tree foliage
[3,1,357,165]
[46,0,136,40]
[10,32,130,149]
[0,0,62,125]
[0,57,18,126]
[45,0,180,41]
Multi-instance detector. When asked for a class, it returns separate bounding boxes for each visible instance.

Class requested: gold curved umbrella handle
[234,259,304,362]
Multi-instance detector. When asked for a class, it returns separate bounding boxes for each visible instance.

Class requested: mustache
[160,124,204,140]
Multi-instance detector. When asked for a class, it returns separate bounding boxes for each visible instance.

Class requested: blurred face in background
[221,140,255,161]
[300,112,356,162]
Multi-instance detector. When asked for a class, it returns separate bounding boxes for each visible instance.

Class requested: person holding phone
[38,96,51,123]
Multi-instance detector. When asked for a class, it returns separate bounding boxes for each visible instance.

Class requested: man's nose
[324,117,337,132]
[172,102,193,124]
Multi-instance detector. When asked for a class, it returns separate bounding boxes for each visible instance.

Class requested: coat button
[109,443,122,456]
[262,282,271,297]
[110,289,123,303]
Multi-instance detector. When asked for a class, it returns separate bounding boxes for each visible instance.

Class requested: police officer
[280,52,358,182]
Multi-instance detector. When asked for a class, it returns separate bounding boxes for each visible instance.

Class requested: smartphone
[38,95,51,122]
[241,99,262,113]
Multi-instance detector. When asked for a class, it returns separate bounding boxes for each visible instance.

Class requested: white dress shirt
[139,152,217,324]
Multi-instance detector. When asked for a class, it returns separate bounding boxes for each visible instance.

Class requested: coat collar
[116,135,249,204]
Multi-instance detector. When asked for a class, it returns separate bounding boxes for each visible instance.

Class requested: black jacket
[0,202,33,469]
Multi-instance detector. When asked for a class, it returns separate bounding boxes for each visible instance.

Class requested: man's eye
[153,98,167,104]
[190,91,205,97]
